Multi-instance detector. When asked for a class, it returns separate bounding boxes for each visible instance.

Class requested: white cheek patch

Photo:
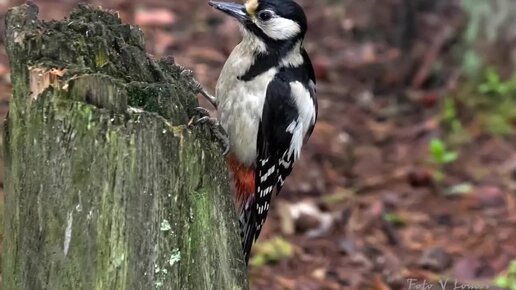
[258,17,301,40]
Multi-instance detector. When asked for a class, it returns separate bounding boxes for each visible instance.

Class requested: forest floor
[0,0,515,289]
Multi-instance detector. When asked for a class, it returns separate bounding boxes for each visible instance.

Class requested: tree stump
[2,3,247,289]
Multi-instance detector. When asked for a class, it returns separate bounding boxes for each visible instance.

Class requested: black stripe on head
[257,0,307,36]
[243,0,307,44]
[239,1,308,81]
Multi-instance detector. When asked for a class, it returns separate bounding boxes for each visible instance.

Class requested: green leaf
[383,213,406,226]
[429,139,458,165]
[249,237,294,267]
[430,139,446,162]
[486,68,500,85]
[509,261,516,273]
[442,152,459,163]
[495,276,509,288]
[494,260,516,289]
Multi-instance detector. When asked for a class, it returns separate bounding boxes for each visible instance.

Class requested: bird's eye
[258,11,273,21]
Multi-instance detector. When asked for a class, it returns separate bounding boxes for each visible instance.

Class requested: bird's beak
[209,1,249,22]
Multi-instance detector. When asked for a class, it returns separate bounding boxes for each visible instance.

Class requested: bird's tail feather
[239,197,256,264]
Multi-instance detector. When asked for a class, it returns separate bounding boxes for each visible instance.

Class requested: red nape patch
[226,154,255,202]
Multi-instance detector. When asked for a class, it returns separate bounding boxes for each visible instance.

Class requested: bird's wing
[277,52,317,193]
[241,54,318,263]
[301,48,317,140]
[241,74,299,263]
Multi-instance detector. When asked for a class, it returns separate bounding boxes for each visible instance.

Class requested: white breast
[215,36,277,166]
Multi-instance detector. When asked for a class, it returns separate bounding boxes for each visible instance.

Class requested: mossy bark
[3,3,247,290]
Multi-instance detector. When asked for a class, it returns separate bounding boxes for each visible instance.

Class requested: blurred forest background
[1,0,516,289]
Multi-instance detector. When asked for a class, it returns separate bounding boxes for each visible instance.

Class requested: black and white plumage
[208,0,317,264]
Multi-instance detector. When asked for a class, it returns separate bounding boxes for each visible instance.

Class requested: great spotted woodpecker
[201,0,317,264]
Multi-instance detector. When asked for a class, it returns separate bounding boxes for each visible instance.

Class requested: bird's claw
[181,69,201,91]
[193,106,211,119]
[182,72,225,153]
[181,70,218,108]
[214,127,230,156]
[189,107,230,156]
[202,119,230,156]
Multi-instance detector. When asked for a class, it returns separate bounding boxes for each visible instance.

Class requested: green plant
[495,260,516,290]
[428,138,459,182]
[383,213,406,227]
[478,69,516,97]
[439,94,473,146]
[429,139,459,165]
[449,69,516,138]
[440,96,463,134]
[250,237,294,267]
[475,69,516,136]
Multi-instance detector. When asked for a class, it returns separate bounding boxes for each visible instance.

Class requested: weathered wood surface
[3,3,247,289]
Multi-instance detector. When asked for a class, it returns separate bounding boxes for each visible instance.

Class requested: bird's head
[209,0,307,45]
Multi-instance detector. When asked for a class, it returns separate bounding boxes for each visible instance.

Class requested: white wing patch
[286,81,316,161]
[279,151,292,168]
[286,120,304,161]
[290,81,316,126]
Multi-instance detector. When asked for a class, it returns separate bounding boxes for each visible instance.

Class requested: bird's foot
[181,70,218,108]
[189,107,230,155]
[191,106,211,119]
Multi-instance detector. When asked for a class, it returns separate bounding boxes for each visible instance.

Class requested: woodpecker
[202,0,317,264]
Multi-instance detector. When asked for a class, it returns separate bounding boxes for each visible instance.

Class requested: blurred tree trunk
[2,3,247,290]
[461,0,516,77]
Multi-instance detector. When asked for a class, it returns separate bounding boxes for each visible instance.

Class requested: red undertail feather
[226,153,255,203]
